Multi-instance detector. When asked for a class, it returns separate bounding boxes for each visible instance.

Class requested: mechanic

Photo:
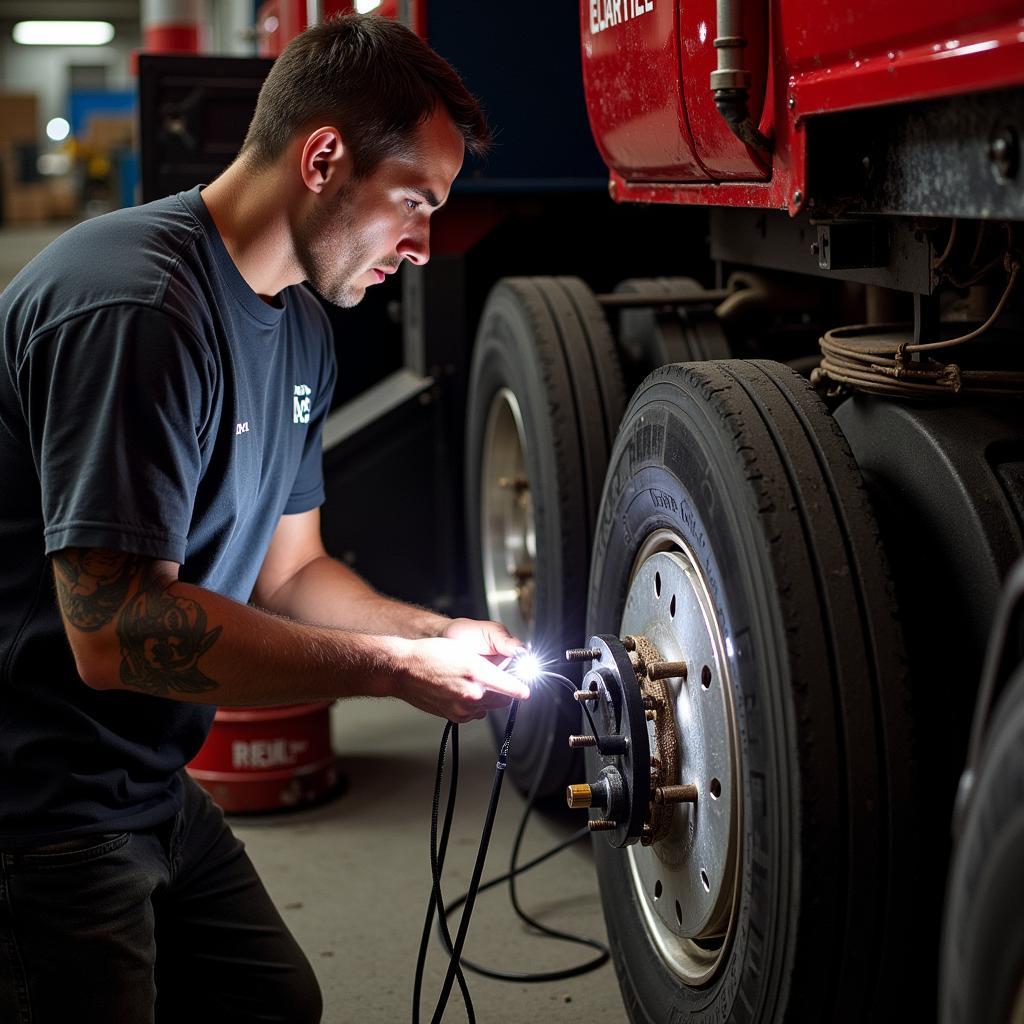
[0,14,528,1024]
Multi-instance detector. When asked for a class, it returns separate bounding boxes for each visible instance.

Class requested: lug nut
[640,825,654,846]
[566,647,602,662]
[588,819,617,832]
[647,660,688,681]
[654,784,699,805]
[566,784,594,809]
[498,476,529,491]
[568,734,598,748]
[574,690,600,702]
[621,636,637,652]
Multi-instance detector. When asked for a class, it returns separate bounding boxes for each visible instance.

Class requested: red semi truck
[142,1,1024,1019]
[461,5,1024,1019]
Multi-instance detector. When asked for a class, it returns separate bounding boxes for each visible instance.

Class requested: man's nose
[397,228,430,267]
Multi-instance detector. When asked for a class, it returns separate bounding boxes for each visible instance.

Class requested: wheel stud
[574,690,601,702]
[654,784,699,805]
[645,710,657,721]
[568,734,598,748]
[588,819,617,832]
[497,475,529,492]
[565,647,602,662]
[647,660,688,681]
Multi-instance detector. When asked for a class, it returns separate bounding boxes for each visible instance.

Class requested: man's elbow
[68,636,120,691]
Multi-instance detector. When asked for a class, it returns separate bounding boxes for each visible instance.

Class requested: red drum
[188,702,341,813]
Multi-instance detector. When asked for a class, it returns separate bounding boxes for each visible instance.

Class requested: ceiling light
[46,117,71,142]
[13,21,116,46]
[354,0,382,12]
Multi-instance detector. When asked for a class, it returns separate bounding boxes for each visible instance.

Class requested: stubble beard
[295,185,373,309]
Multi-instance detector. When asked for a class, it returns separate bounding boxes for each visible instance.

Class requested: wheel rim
[1013,976,1024,1024]
[619,529,742,985]
[481,387,536,640]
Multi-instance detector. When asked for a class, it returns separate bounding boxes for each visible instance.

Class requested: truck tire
[466,276,626,796]
[940,665,1024,1024]
[615,277,731,388]
[585,360,916,1021]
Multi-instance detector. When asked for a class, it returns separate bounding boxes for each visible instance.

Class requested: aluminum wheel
[620,531,741,985]
[480,387,536,641]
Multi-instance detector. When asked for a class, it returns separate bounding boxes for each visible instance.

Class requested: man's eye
[404,198,421,212]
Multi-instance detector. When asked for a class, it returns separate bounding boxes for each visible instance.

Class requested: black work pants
[0,772,322,1023]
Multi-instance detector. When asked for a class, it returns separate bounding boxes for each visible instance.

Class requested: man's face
[294,111,465,308]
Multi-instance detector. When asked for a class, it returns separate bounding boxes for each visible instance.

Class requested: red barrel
[188,702,341,813]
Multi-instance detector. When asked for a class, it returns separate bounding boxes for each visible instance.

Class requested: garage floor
[233,698,628,1023]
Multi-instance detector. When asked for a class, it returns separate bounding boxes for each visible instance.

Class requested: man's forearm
[256,554,451,639]
[56,553,409,706]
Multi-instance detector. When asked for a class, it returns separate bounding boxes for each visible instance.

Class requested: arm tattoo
[53,550,141,631]
[117,566,222,696]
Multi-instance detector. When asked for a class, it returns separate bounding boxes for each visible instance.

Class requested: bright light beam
[509,650,544,685]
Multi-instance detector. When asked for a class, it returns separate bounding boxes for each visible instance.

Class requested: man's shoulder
[1,192,208,343]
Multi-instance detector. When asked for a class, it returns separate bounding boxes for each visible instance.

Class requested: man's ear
[299,127,348,193]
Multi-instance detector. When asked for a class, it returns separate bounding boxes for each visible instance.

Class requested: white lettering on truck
[590,0,654,36]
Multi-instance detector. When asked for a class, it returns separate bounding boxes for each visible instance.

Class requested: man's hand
[440,617,524,662]
[394,634,530,724]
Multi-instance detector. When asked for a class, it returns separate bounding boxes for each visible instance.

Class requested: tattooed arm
[52,548,528,719]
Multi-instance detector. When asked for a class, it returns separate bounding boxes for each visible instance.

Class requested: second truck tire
[465,276,626,796]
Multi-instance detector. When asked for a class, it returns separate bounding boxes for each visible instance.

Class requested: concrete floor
[233,699,628,1024]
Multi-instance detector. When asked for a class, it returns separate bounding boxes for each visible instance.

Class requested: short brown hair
[241,14,490,176]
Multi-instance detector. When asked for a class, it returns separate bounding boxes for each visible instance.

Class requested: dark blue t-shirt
[0,186,337,844]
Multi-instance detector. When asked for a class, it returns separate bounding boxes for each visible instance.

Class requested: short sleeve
[283,316,337,515]
[18,304,214,562]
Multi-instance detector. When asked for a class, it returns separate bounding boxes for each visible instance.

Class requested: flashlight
[508,649,543,685]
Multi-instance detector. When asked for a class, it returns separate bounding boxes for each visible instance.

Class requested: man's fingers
[489,627,522,658]
[474,658,529,700]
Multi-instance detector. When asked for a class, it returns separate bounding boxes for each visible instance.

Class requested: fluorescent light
[13,21,115,46]
[354,0,382,12]
[46,117,71,142]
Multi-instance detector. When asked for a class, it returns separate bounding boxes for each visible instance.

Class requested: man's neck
[199,159,304,303]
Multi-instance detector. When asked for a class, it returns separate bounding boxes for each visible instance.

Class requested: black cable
[436,672,610,983]
[414,663,611,1021]
[428,699,520,1024]
[412,722,473,1024]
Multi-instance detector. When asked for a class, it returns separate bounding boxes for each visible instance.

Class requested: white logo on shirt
[235,421,250,435]
[293,384,312,425]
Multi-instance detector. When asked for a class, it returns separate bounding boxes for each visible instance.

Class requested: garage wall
[0,29,140,138]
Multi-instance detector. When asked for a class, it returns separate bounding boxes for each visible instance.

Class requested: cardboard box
[4,182,50,223]
[84,114,135,154]
[47,176,79,219]
[0,94,39,149]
